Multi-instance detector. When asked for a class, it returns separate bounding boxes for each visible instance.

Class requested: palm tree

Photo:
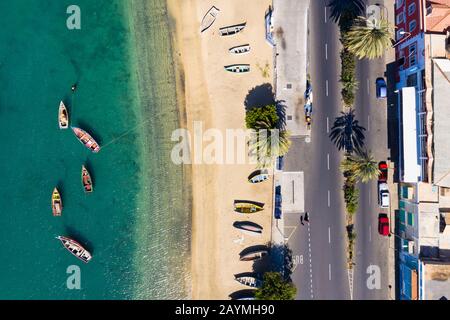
[340,150,380,183]
[327,0,365,26]
[249,129,291,169]
[329,109,366,154]
[345,17,394,60]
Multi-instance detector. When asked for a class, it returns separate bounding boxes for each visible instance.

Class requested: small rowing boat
[52,188,62,217]
[56,236,92,263]
[234,201,264,214]
[240,249,269,261]
[58,101,69,129]
[72,127,101,153]
[233,221,263,235]
[200,6,220,33]
[248,169,269,183]
[235,276,262,288]
[81,165,93,193]
[219,22,246,36]
[229,44,251,55]
[225,64,250,73]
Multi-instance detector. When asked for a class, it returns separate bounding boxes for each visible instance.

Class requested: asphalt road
[283,0,393,300]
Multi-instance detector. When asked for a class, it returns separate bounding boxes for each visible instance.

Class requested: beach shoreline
[168,0,274,299]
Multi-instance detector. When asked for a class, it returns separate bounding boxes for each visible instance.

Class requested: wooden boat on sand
[201,6,220,33]
[234,201,264,214]
[81,165,93,193]
[56,236,92,263]
[219,22,246,36]
[235,276,262,288]
[248,169,269,183]
[233,221,263,235]
[58,101,69,129]
[225,64,250,73]
[229,44,251,55]
[52,188,62,217]
[240,249,269,261]
[72,127,101,153]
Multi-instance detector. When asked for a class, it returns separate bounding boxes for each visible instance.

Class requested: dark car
[275,186,282,219]
[378,161,388,182]
[376,77,387,99]
[378,214,390,236]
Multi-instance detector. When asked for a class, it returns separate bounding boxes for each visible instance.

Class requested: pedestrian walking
[300,216,304,225]
[304,212,309,222]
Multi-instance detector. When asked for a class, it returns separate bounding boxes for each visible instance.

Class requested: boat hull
[234,201,264,214]
[229,44,251,55]
[248,169,269,183]
[58,102,69,129]
[219,22,246,36]
[201,6,220,33]
[57,236,92,263]
[52,188,62,216]
[240,250,268,261]
[81,165,93,193]
[233,222,263,235]
[72,127,101,153]
[235,276,262,288]
[225,64,250,73]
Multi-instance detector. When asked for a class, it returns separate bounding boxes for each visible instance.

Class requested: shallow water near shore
[0,0,190,299]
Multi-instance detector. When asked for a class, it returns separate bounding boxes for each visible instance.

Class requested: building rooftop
[421,261,450,300]
[426,0,450,33]
[432,59,450,188]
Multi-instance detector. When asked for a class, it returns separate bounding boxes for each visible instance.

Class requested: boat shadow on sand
[63,226,94,254]
[229,289,257,300]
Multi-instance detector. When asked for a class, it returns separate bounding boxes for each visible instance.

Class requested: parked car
[378,182,390,208]
[378,161,388,182]
[378,213,390,236]
[376,77,387,99]
[274,186,282,219]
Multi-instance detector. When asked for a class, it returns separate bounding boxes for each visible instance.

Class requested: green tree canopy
[245,104,279,130]
[255,272,297,300]
[340,151,381,183]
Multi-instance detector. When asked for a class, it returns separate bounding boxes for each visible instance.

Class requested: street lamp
[392,31,412,48]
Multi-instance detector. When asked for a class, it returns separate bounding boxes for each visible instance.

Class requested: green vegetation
[345,17,394,60]
[327,0,365,28]
[245,104,279,130]
[340,151,380,183]
[340,49,358,107]
[343,175,359,216]
[255,272,297,300]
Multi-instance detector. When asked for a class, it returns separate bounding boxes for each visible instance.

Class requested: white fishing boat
[248,169,269,183]
[229,44,251,55]
[235,276,262,288]
[219,22,246,36]
[224,64,250,73]
[200,6,220,33]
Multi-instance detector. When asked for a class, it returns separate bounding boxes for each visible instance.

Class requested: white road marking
[326,117,330,133]
[368,192,371,205]
[329,264,332,280]
[326,80,329,96]
[307,223,314,299]
[325,43,328,60]
[327,153,330,170]
[324,7,327,23]
[367,78,370,94]
[369,225,372,242]
[327,190,331,207]
[328,227,331,243]
[368,115,371,131]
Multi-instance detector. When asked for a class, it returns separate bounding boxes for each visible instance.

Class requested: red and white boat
[71,127,101,153]
[56,236,92,263]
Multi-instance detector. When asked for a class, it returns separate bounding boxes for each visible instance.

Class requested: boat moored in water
[239,249,269,261]
[219,22,246,36]
[201,6,220,33]
[72,127,101,153]
[224,64,250,73]
[234,201,264,214]
[56,236,92,263]
[81,165,93,193]
[52,188,62,217]
[58,101,69,129]
[233,221,263,235]
[229,44,251,55]
[248,169,269,183]
[235,275,262,288]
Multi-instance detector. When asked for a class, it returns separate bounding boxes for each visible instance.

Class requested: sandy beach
[168,0,275,299]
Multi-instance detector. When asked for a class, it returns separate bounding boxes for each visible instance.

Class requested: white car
[378,183,390,208]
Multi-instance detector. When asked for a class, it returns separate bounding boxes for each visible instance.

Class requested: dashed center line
[328,227,331,244]
[327,153,330,170]
[369,225,372,243]
[368,115,371,131]
[329,264,332,281]
[367,78,370,94]
[326,117,330,133]
[326,80,329,96]
[324,7,327,23]
[325,43,328,60]
[327,190,331,207]
[307,223,314,299]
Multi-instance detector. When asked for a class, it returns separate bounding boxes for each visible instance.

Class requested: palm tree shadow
[329,109,366,154]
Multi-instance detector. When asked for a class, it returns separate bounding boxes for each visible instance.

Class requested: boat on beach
[56,236,92,263]
[248,169,269,183]
[51,188,62,217]
[58,101,69,129]
[229,44,251,55]
[234,201,264,214]
[233,221,263,235]
[235,275,262,288]
[219,22,246,36]
[81,165,93,193]
[224,64,250,73]
[200,6,220,33]
[71,127,101,153]
[239,249,269,261]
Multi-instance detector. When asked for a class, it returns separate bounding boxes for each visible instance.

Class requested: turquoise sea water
[0,0,190,299]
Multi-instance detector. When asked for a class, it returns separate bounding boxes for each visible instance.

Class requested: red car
[378,161,388,182]
[378,214,390,236]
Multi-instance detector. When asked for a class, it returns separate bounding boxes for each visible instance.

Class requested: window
[407,212,414,226]
[409,43,417,66]
[397,28,405,40]
[409,20,417,32]
[396,0,404,9]
[408,3,416,15]
[397,12,405,24]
